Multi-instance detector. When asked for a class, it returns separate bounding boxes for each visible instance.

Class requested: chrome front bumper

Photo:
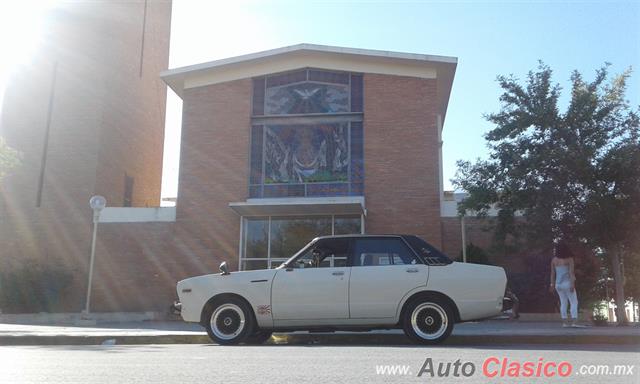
[170,301,182,315]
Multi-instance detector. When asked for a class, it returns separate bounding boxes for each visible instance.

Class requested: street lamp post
[454,193,468,263]
[460,214,467,263]
[83,195,106,317]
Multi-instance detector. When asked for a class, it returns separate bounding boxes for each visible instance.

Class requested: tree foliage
[0,260,74,313]
[458,243,492,265]
[454,63,639,322]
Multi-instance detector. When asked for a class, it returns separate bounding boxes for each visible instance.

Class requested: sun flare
[0,0,59,101]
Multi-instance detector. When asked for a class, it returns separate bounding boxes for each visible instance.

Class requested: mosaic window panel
[350,121,364,183]
[248,185,262,198]
[263,184,305,198]
[250,69,364,197]
[249,122,364,198]
[264,123,349,184]
[253,69,362,116]
[265,82,350,115]
[306,183,350,197]
[249,125,263,184]
[350,182,364,196]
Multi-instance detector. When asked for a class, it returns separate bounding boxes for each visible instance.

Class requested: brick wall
[0,1,171,313]
[363,74,442,247]
[95,1,171,207]
[176,79,253,272]
[89,222,177,312]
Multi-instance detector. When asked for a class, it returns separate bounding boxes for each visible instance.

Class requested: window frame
[239,215,364,271]
[249,68,364,199]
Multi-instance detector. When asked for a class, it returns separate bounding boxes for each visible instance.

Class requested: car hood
[177,268,279,289]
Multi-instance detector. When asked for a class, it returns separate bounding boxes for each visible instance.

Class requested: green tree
[459,243,492,265]
[454,63,639,324]
[0,136,20,182]
[583,140,640,322]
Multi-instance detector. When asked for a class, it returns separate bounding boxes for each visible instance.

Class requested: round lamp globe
[89,195,107,211]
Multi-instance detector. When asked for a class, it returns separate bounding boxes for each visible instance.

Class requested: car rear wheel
[402,297,454,344]
[204,298,254,345]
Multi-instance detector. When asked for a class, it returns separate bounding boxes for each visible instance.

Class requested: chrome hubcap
[211,303,245,341]
[411,303,447,340]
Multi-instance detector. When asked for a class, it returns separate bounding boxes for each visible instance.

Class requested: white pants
[555,285,578,319]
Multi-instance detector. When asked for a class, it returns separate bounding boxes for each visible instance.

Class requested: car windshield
[279,239,319,268]
[281,237,351,268]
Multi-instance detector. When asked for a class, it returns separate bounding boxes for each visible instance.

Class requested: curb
[1,333,638,347]
[0,335,211,346]
[0,312,163,325]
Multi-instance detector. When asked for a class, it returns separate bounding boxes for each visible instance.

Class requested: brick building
[2,39,511,314]
[0,1,172,312]
[161,44,458,272]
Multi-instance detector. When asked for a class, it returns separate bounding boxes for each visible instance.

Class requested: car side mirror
[219,261,230,276]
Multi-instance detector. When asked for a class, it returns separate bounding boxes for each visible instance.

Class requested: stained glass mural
[264,123,349,184]
[265,82,349,115]
[250,69,364,198]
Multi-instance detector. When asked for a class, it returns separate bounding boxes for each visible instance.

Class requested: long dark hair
[555,241,574,259]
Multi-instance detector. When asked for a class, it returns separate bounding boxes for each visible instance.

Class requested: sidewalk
[1,319,638,346]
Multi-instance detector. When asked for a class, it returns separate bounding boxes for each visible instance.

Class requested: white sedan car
[176,234,507,345]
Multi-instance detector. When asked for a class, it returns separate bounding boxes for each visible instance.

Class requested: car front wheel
[204,298,254,345]
[402,297,454,344]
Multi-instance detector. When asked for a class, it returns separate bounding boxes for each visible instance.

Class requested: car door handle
[332,271,345,276]
[406,268,419,273]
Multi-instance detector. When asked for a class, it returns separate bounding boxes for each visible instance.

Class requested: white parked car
[175,235,507,345]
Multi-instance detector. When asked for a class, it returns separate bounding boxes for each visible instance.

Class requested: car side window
[291,238,350,269]
[352,238,418,266]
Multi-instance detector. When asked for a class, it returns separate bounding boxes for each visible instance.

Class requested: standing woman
[549,242,580,327]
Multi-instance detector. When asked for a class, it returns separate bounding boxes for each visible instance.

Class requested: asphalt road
[1,344,638,383]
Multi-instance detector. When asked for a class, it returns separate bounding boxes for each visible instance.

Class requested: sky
[0,1,638,200]
[162,0,640,198]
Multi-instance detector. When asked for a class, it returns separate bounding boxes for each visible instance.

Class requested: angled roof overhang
[161,43,457,124]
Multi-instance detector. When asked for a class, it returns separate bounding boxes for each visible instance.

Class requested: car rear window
[403,235,453,266]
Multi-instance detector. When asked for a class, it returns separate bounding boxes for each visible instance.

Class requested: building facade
[162,44,458,273]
